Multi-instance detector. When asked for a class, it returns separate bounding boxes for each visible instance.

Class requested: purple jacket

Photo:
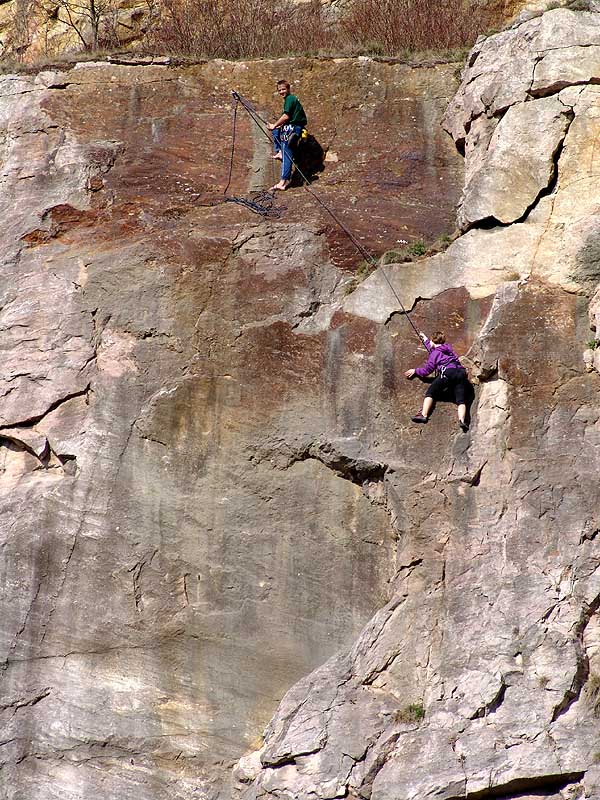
[414,337,463,378]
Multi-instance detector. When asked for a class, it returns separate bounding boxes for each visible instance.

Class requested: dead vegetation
[144,0,331,59]
[340,0,497,57]
[1,0,501,64]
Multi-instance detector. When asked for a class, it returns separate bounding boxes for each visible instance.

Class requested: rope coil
[224,93,286,219]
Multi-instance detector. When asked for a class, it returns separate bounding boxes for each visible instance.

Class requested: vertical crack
[551,592,600,721]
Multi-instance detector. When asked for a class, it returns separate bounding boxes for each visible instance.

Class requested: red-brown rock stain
[234,259,312,325]
[242,321,326,398]
[20,204,101,245]
[41,74,251,218]
[330,310,378,354]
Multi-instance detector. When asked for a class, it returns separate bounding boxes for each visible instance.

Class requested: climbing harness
[227,90,427,351]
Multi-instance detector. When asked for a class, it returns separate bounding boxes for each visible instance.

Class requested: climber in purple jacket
[404,331,470,432]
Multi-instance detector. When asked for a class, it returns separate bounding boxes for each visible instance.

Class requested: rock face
[2,8,600,800]
[237,8,600,800]
[0,56,463,798]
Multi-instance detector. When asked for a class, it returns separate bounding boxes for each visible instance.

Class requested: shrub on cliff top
[146,0,498,60]
[147,0,332,58]
[340,0,498,54]
[4,0,502,64]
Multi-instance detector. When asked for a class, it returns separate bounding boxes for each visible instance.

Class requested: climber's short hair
[431,331,446,344]
[276,79,290,90]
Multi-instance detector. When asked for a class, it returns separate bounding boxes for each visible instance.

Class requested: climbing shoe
[411,414,428,424]
[459,421,469,433]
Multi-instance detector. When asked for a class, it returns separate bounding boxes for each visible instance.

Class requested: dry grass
[146,0,333,59]
[339,0,498,55]
[2,0,501,65]
[146,0,497,60]
[393,703,425,724]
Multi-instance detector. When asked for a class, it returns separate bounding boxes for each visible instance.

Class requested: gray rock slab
[458,96,573,229]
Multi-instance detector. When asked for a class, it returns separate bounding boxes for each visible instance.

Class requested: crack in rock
[457,771,586,800]
[551,592,600,721]
[459,102,575,234]
[248,437,388,487]
[0,688,51,713]
[469,677,507,720]
[286,442,388,487]
[0,385,91,432]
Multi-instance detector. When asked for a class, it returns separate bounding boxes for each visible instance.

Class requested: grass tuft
[394,703,425,724]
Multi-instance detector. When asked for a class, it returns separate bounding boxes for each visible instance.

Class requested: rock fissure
[128,550,159,613]
[0,384,91,432]
[579,525,600,544]
[551,592,600,721]
[462,105,574,235]
[249,437,390,488]
[2,552,50,668]
[287,443,388,487]
[456,102,511,156]
[526,53,547,98]
[469,678,507,720]
[0,433,49,467]
[383,292,436,326]
[38,529,79,646]
[458,771,586,800]
[3,634,188,667]
[0,688,51,713]
[346,725,408,800]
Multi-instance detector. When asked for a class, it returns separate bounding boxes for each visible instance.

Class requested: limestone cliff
[0,7,599,800]
[0,54,462,799]
[240,8,600,800]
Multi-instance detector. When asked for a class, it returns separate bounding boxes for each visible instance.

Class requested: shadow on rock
[291,134,325,186]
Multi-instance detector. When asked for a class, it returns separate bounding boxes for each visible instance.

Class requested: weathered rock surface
[0,56,464,798]
[2,6,600,800]
[238,8,600,800]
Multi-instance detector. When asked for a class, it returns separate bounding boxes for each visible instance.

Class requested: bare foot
[271,181,290,191]
[271,153,283,160]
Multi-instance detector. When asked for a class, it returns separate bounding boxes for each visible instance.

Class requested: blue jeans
[273,124,302,181]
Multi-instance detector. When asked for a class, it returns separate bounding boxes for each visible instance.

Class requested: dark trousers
[425,368,468,404]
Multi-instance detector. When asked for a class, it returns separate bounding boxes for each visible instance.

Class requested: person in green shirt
[267,79,307,191]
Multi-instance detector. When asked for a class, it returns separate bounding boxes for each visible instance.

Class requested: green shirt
[283,94,307,127]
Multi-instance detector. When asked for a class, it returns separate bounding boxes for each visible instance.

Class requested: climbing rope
[224,94,286,220]
[228,90,427,351]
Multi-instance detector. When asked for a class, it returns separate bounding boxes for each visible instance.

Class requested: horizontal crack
[286,442,387,486]
[0,688,50,712]
[456,771,586,800]
[0,385,91,431]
